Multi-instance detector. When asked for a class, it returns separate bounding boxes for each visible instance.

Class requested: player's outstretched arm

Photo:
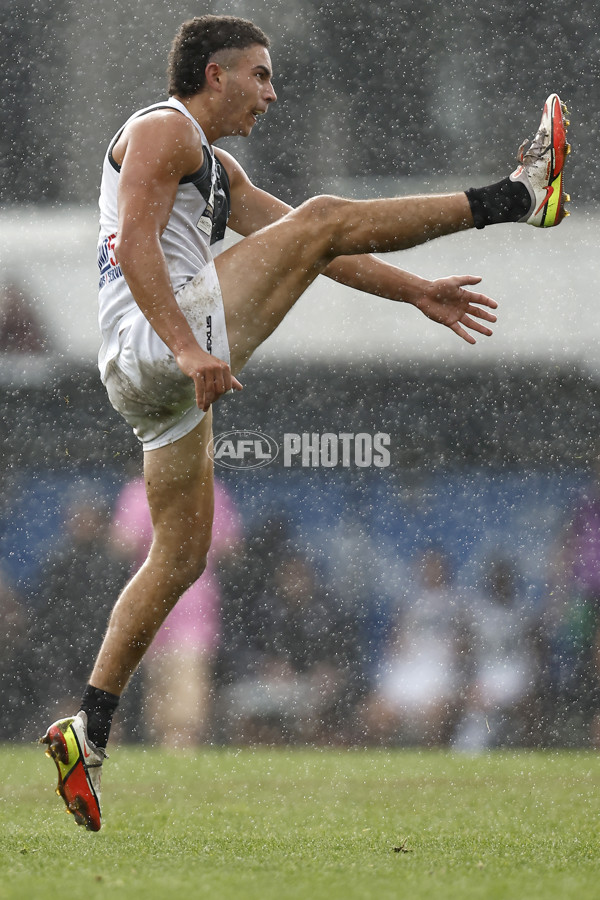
[323,253,497,343]
[409,274,497,344]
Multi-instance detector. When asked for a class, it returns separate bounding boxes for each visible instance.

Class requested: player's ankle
[465,178,531,229]
[79,684,120,749]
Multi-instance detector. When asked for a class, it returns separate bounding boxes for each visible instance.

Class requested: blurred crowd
[3,468,600,750]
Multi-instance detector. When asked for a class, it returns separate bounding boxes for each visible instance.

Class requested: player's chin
[231,121,255,138]
[228,125,253,137]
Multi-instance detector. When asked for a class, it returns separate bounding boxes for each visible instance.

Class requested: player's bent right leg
[88,411,215,698]
[41,417,215,831]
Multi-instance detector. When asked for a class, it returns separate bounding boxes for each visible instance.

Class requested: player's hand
[412,275,498,344]
[175,346,243,412]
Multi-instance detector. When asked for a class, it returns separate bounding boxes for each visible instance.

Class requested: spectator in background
[362,545,467,746]
[324,512,398,710]
[541,462,600,746]
[220,548,359,745]
[31,491,130,731]
[111,474,240,747]
[0,567,32,739]
[453,555,541,751]
[215,512,293,691]
[0,281,47,353]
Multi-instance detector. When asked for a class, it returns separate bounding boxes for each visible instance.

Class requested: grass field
[1,745,599,899]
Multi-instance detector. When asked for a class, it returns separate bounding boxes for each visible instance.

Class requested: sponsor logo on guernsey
[98,232,124,289]
[196,152,218,235]
[206,315,212,354]
[197,180,215,235]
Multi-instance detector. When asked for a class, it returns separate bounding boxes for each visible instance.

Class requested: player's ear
[205,62,225,92]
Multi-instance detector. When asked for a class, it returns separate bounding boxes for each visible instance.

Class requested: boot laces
[518,127,550,164]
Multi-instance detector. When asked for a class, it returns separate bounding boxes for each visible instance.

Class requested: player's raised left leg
[217,191,474,373]
[219,93,570,374]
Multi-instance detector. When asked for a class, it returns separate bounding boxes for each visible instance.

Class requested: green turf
[1,745,599,899]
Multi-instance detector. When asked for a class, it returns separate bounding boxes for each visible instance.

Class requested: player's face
[219,45,277,136]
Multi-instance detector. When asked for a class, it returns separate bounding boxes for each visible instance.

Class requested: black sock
[79,684,120,750]
[466,178,531,229]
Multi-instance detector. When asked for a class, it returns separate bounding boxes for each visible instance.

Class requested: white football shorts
[104,261,230,452]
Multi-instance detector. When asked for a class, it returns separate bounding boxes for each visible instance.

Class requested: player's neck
[173,93,228,145]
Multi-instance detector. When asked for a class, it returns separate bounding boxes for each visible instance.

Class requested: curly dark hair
[168,15,270,97]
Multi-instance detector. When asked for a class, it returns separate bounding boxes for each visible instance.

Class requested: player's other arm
[114,114,241,411]
[217,149,497,344]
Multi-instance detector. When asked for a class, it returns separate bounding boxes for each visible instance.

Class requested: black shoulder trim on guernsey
[217,158,231,196]
[107,131,125,173]
[180,147,210,185]
[107,104,202,175]
[186,151,213,203]
[210,159,231,245]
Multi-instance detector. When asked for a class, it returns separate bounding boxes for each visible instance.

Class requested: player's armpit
[215,147,292,236]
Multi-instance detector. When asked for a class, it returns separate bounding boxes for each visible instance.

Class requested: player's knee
[176,544,208,589]
[188,553,208,588]
[151,532,209,594]
[298,194,349,237]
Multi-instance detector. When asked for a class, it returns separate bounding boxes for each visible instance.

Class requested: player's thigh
[215,198,345,372]
[143,408,214,554]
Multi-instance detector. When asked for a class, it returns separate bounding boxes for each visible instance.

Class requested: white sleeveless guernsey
[96,96,230,382]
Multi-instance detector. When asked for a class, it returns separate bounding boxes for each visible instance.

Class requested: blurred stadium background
[2,0,600,749]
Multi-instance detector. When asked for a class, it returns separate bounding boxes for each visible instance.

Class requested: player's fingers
[195,373,206,410]
[451,322,476,344]
[461,315,493,336]
[204,376,219,410]
[213,367,226,397]
[466,304,497,323]
[454,274,482,287]
[462,290,498,309]
[221,368,244,393]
